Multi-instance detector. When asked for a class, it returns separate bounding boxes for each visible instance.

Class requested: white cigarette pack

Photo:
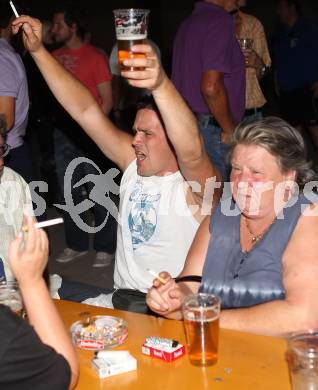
[92,352,137,378]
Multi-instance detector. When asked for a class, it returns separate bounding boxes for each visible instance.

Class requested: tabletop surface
[55,299,291,390]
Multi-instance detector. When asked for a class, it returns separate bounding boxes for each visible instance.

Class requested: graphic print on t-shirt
[128,180,161,250]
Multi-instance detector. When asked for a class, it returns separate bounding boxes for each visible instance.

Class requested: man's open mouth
[135,152,146,162]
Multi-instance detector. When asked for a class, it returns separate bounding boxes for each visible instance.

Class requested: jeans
[242,109,263,124]
[197,115,230,180]
[54,128,117,253]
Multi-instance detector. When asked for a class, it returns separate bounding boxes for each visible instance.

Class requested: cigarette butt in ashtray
[21,218,64,232]
[147,268,167,285]
[9,1,19,18]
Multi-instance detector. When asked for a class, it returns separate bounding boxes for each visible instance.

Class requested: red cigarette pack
[141,342,185,362]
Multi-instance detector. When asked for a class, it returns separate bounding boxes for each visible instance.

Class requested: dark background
[14,0,318,68]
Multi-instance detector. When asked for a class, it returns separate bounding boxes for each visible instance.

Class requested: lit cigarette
[22,218,64,232]
[9,1,19,18]
[147,268,167,285]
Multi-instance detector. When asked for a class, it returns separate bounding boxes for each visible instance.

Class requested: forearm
[31,46,133,169]
[31,46,98,121]
[152,76,204,164]
[220,300,316,337]
[20,279,79,387]
[203,83,236,134]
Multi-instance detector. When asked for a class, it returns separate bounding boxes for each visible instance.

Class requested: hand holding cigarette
[9,215,49,286]
[146,271,184,318]
[146,269,168,285]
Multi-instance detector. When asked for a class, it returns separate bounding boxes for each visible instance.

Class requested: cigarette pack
[92,351,137,378]
[141,336,186,362]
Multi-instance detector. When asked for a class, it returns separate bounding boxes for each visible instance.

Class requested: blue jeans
[54,128,117,253]
[197,115,230,180]
[242,110,263,124]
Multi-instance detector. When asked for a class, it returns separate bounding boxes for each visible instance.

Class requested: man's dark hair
[54,2,87,40]
[283,0,302,17]
[136,95,164,127]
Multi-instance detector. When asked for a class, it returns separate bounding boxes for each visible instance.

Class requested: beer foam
[117,35,147,40]
[184,308,219,322]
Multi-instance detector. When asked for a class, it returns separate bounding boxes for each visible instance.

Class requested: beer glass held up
[113,8,150,71]
[182,293,221,367]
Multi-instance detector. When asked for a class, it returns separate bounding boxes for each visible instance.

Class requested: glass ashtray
[70,315,128,350]
[0,281,22,313]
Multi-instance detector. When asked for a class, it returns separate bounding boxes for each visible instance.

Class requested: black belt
[244,107,262,116]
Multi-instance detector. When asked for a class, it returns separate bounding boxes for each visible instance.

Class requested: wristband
[174,275,202,283]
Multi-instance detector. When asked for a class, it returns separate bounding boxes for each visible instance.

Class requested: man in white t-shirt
[15,16,221,313]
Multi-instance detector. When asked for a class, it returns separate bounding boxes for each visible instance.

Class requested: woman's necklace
[245,217,276,245]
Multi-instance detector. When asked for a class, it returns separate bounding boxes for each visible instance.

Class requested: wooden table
[55,300,291,390]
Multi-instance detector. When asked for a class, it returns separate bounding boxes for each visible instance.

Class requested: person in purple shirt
[172,0,245,179]
[0,3,35,184]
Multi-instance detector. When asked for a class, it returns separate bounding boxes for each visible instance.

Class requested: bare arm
[12,16,134,171]
[121,45,221,203]
[220,208,318,336]
[97,81,113,115]
[9,216,79,389]
[0,96,15,131]
[146,216,211,319]
[201,70,236,144]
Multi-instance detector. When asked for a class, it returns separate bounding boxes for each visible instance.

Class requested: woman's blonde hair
[229,116,315,188]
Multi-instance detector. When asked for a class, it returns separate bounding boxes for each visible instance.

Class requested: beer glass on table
[182,293,221,367]
[113,8,150,71]
[287,332,318,390]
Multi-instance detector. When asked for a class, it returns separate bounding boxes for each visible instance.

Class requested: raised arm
[12,16,134,171]
[121,45,221,203]
[9,216,79,389]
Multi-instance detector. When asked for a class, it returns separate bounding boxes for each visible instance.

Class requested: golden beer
[118,37,146,71]
[113,9,150,71]
[182,293,221,367]
[184,312,219,366]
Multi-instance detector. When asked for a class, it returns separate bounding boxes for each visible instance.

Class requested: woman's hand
[12,16,43,53]
[8,215,48,288]
[146,272,184,319]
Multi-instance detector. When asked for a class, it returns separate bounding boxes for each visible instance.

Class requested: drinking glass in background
[0,281,22,314]
[287,332,318,390]
[238,38,254,50]
[182,293,221,367]
[113,8,150,71]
